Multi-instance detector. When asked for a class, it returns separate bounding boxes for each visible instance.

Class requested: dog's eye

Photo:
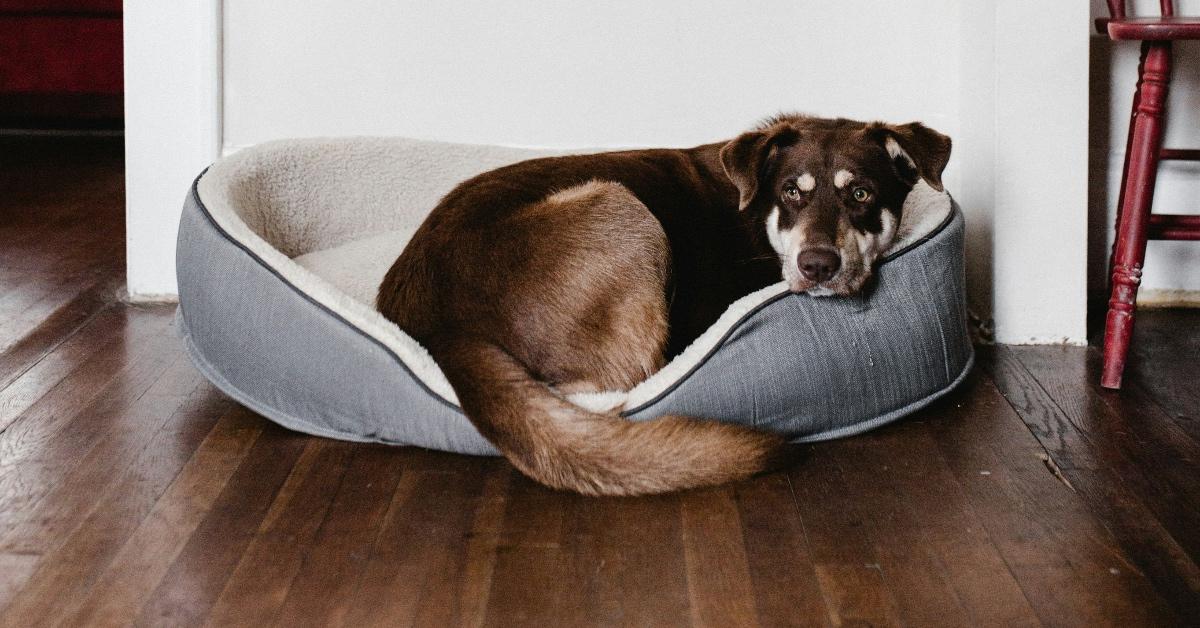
[852,187,872,203]
[783,184,801,200]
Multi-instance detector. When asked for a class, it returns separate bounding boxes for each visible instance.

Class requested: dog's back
[377,115,950,495]
[377,149,793,496]
[381,149,779,353]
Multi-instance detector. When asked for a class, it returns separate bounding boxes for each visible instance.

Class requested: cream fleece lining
[197,137,950,412]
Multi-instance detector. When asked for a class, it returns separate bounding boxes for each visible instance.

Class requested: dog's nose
[798,249,841,283]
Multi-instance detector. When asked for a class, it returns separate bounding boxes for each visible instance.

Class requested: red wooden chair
[1097,0,1200,389]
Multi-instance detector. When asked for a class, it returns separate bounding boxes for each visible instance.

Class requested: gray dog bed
[176,137,973,456]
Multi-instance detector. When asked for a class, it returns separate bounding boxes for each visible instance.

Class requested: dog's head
[721,115,950,295]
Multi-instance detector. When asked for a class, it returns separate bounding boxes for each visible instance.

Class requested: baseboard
[125,292,180,305]
[993,336,1089,347]
[1138,289,1200,308]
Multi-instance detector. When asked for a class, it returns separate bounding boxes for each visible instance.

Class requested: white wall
[221,1,961,151]
[1090,0,1200,305]
[123,0,220,300]
[126,1,1094,344]
[973,0,1092,344]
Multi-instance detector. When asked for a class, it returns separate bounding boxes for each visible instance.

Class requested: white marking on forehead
[885,137,916,169]
[834,170,854,188]
[796,173,816,192]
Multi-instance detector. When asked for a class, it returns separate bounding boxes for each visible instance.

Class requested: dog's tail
[431,337,797,496]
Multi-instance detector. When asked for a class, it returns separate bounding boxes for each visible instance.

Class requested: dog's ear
[720,126,798,210]
[873,122,952,191]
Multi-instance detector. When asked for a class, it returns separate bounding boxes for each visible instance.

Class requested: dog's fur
[376,114,950,495]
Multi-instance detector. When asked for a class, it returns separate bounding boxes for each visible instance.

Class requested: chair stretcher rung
[1148,214,1200,240]
[1160,148,1200,161]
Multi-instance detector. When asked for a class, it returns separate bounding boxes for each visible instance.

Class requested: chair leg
[1102,42,1172,389]
[1107,44,1145,289]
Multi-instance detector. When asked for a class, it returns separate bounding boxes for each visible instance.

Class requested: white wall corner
[955,0,997,341]
[124,0,222,301]
[987,0,1092,345]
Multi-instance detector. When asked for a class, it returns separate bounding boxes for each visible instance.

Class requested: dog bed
[176,137,973,456]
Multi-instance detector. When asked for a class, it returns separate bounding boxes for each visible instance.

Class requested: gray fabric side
[627,206,973,442]
[176,186,500,455]
[178,174,972,455]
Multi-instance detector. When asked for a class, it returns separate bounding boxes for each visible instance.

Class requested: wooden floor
[1,136,1198,627]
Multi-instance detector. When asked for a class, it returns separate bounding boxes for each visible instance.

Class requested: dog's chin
[786,279,839,297]
[804,285,837,297]
[785,272,872,297]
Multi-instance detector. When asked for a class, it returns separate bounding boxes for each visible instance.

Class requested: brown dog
[377,114,950,495]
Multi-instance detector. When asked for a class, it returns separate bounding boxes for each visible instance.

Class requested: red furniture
[0,0,123,126]
[1097,0,1200,389]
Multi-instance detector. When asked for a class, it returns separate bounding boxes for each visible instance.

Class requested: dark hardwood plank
[926,368,1180,627]
[1067,466,1200,621]
[398,459,507,628]
[0,555,36,619]
[0,271,99,348]
[1013,346,1200,517]
[0,201,122,279]
[0,135,125,364]
[56,408,264,626]
[0,307,176,450]
[453,462,512,628]
[0,352,203,553]
[0,273,122,391]
[0,221,121,328]
[130,423,309,627]
[1123,308,1200,442]
[830,422,1041,627]
[680,487,761,627]
[988,344,1200,619]
[480,475,577,627]
[0,213,121,274]
[0,308,179,530]
[996,344,1200,538]
[735,474,831,628]
[559,488,691,627]
[982,345,1103,471]
[270,445,411,627]
[0,303,130,431]
[204,440,354,627]
[0,382,231,623]
[339,456,489,627]
[789,443,904,627]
